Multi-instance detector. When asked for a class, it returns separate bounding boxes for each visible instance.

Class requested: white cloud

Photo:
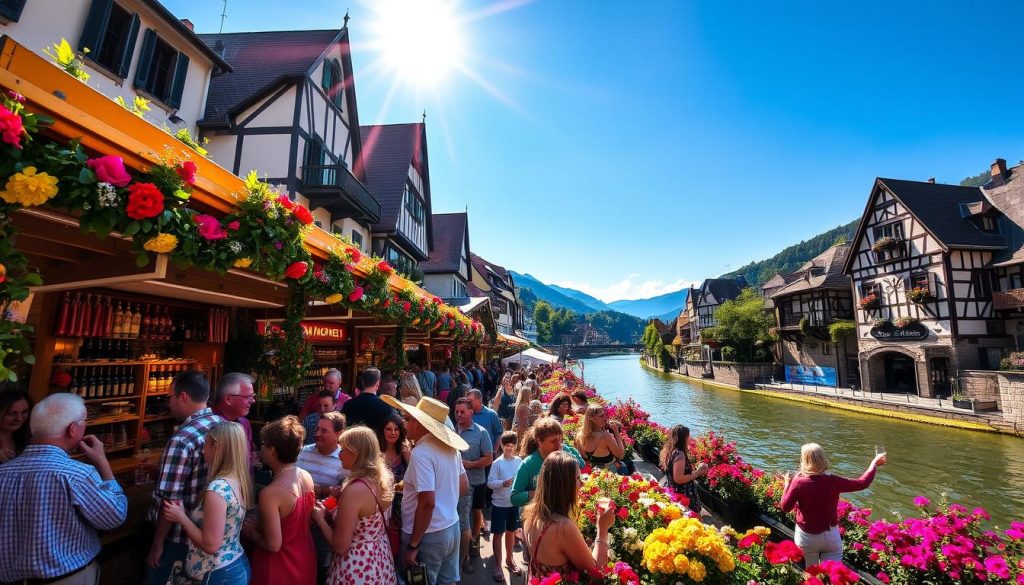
[552,276,698,304]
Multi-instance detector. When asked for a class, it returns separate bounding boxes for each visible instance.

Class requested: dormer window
[981,215,997,232]
[79,0,141,78]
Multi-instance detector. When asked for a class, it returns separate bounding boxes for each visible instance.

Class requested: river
[579,354,1024,525]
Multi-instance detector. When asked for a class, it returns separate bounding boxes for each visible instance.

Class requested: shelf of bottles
[294,346,352,406]
[49,291,228,460]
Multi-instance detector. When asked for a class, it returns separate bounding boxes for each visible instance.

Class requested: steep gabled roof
[198,29,343,127]
[982,162,1024,266]
[358,123,426,233]
[470,253,513,291]
[421,212,468,274]
[770,243,852,298]
[698,277,745,304]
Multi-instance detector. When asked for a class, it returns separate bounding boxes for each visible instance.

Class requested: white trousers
[794,525,843,567]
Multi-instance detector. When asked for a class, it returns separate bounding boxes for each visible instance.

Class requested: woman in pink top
[780,443,887,566]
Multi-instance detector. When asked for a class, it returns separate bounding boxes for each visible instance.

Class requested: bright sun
[369,0,465,89]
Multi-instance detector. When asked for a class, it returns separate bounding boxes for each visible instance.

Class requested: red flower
[0,105,25,149]
[347,248,361,263]
[349,286,364,302]
[194,214,227,240]
[765,540,803,565]
[432,296,441,305]
[616,507,629,520]
[284,261,308,280]
[175,160,197,185]
[376,261,393,274]
[401,301,412,314]
[227,220,241,231]
[738,533,764,549]
[86,155,132,187]
[276,194,295,210]
[126,182,164,219]
[292,204,313,225]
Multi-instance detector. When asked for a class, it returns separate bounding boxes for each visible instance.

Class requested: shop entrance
[882,352,917,393]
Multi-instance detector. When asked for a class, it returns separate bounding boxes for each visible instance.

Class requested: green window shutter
[167,52,190,108]
[79,0,113,55]
[0,0,28,22]
[133,29,157,91]
[116,13,140,79]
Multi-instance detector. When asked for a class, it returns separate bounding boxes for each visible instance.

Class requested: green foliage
[533,300,579,344]
[721,346,736,361]
[658,344,672,372]
[43,38,89,82]
[264,285,313,391]
[584,310,645,344]
[828,319,857,343]
[642,323,662,355]
[116,96,151,118]
[960,170,991,187]
[723,220,859,287]
[708,288,775,362]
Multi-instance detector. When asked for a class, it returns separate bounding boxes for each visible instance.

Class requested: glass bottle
[129,303,142,338]
[112,302,125,338]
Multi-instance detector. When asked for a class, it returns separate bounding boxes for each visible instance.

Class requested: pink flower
[273,241,283,250]
[913,496,930,508]
[876,572,890,584]
[0,105,25,149]
[7,91,25,103]
[765,540,803,565]
[175,160,197,185]
[194,214,227,240]
[227,220,240,231]
[349,287,364,302]
[86,155,132,187]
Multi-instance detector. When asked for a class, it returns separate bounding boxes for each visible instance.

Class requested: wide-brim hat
[382,395,469,451]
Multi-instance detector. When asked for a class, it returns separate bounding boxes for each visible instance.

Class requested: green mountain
[547,284,611,312]
[721,220,859,287]
[609,288,689,320]
[511,272,600,314]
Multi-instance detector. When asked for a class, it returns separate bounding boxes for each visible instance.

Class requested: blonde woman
[780,443,887,566]
[511,383,534,443]
[162,422,254,585]
[521,451,615,579]
[491,374,517,431]
[312,426,396,585]
[574,405,625,471]
[398,372,423,405]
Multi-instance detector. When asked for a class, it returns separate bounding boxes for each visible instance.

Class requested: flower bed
[535,365,1024,585]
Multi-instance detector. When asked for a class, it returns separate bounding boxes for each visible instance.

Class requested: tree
[534,301,553,344]
[706,288,775,362]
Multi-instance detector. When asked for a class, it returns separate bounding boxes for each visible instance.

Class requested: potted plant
[951,393,973,410]
[859,293,881,310]
[906,286,934,303]
[872,317,890,328]
[892,316,920,328]
[871,235,900,252]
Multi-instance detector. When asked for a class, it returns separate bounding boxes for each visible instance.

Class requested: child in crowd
[487,431,524,582]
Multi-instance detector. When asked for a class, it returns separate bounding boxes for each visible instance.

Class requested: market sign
[257,321,348,342]
[870,322,929,341]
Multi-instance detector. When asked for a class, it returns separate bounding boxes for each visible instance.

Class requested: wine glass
[875,444,886,457]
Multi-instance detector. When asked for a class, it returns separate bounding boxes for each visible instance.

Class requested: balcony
[993,288,1024,311]
[781,312,805,328]
[302,164,381,223]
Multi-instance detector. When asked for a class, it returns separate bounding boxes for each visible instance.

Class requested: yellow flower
[142,233,178,254]
[687,559,706,582]
[673,554,690,573]
[1,167,59,206]
[325,293,343,304]
[233,257,253,268]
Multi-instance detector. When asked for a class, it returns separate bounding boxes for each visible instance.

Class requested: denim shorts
[401,522,460,585]
[201,556,250,585]
[490,505,520,534]
[457,493,472,531]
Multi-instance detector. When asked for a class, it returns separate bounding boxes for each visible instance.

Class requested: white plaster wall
[332,218,369,252]
[238,85,297,127]
[202,133,236,166]
[2,0,214,131]
[237,134,291,178]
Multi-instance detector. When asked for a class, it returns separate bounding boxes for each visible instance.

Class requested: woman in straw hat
[381,395,470,585]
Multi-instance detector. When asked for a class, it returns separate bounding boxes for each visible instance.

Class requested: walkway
[756,381,979,413]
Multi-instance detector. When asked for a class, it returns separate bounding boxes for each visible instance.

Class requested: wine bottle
[141,304,151,340]
[103,297,114,337]
[85,368,96,399]
[68,368,80,397]
[56,292,72,336]
[130,303,142,338]
[112,302,125,338]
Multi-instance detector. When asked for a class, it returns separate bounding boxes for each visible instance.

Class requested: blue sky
[165,0,1024,302]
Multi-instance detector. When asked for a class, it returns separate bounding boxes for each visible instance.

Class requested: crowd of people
[0,359,889,585]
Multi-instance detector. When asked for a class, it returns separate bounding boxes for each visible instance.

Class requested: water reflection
[580,355,1024,524]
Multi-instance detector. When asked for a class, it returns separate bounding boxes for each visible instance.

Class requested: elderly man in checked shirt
[145,371,224,585]
[0,393,127,585]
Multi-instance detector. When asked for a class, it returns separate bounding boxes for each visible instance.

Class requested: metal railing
[993,288,1024,311]
[301,164,382,218]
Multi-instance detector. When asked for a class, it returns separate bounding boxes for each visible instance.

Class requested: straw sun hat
[382,395,469,451]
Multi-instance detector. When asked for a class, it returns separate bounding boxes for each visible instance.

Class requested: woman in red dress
[244,416,317,585]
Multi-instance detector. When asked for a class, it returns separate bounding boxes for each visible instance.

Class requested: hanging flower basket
[892,316,920,328]
[906,287,934,303]
[872,317,890,328]
[871,236,901,252]
[859,294,881,310]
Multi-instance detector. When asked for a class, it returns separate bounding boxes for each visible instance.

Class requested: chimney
[991,158,1007,178]
[180,18,194,31]
[927,177,935,183]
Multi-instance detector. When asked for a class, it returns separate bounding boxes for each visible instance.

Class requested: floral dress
[184,478,245,580]
[326,479,396,585]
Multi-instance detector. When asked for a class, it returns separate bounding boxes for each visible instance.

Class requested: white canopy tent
[502,347,558,367]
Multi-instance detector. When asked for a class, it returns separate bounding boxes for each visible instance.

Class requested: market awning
[498,332,530,347]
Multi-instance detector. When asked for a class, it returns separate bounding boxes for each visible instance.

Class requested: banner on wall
[784,364,837,386]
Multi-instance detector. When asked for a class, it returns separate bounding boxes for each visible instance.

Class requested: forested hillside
[721,220,859,287]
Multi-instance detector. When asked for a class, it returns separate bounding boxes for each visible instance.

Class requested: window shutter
[79,0,113,55]
[116,13,141,79]
[167,52,190,108]
[133,29,157,91]
[0,0,27,22]
[321,61,332,92]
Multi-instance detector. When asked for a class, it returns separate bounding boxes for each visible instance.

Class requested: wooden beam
[156,266,289,307]
[31,253,168,292]
[13,209,124,255]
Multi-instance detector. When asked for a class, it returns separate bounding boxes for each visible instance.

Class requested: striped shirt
[149,408,224,543]
[0,445,127,581]
[296,443,346,487]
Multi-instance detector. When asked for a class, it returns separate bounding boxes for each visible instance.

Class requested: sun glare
[370,0,465,89]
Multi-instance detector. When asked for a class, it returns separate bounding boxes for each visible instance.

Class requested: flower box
[906,287,934,303]
[871,236,901,252]
[859,294,881,310]
[953,398,973,410]
[697,484,757,530]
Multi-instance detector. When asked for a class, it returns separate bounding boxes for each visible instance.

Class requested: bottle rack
[294,346,351,405]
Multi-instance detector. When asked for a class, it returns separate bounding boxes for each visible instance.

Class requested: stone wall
[711,362,775,389]
[959,371,1001,407]
[679,359,710,378]
[996,372,1024,428]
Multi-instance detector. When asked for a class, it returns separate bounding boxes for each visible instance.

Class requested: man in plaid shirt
[145,371,223,585]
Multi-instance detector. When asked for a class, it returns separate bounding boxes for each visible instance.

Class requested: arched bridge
[559,344,644,359]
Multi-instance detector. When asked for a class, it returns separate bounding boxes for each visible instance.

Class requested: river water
[579,354,1024,525]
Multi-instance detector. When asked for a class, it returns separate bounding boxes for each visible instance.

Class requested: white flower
[623,527,638,541]
[96,182,119,208]
[228,240,242,254]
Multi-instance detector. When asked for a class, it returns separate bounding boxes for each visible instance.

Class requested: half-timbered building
[767,243,858,387]
[421,212,471,299]
[982,159,1024,351]
[197,26,380,247]
[358,123,433,277]
[693,277,747,337]
[843,177,1011,396]
[469,253,522,335]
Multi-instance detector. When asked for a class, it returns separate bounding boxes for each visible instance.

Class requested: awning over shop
[498,332,530,347]
[501,347,557,366]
